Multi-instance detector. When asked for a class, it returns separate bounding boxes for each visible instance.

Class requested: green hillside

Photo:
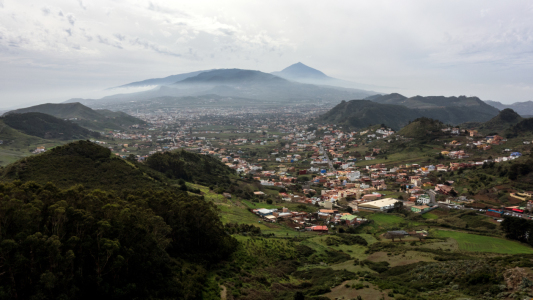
[7,102,146,131]
[506,117,533,138]
[397,117,446,138]
[0,140,169,190]
[0,120,56,165]
[146,149,236,186]
[2,112,99,140]
[474,108,523,134]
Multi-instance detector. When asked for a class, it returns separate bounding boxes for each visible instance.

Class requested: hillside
[486,100,533,116]
[0,141,169,190]
[322,95,500,129]
[474,108,523,134]
[113,70,209,88]
[506,117,533,138]
[319,100,421,130]
[367,93,499,123]
[1,112,99,140]
[397,117,446,138]
[7,102,145,130]
[145,149,236,186]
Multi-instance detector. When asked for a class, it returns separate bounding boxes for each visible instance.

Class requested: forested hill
[1,112,99,140]
[320,98,499,129]
[146,149,236,187]
[0,141,169,190]
[397,117,446,138]
[6,102,145,131]
[319,100,421,130]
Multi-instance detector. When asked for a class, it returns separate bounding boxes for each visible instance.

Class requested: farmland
[436,230,533,254]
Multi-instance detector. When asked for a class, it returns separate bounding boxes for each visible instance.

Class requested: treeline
[0,181,237,299]
[146,150,235,186]
[501,217,533,246]
[1,141,171,191]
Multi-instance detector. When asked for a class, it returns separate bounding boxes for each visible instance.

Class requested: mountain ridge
[7,102,145,131]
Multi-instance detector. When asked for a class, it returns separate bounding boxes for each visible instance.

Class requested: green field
[368,213,405,225]
[422,213,439,220]
[436,230,533,254]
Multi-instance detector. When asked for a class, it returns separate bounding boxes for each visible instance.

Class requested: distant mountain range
[67,67,378,108]
[320,93,500,130]
[485,100,533,117]
[6,102,145,131]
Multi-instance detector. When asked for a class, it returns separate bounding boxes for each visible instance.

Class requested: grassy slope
[436,230,533,254]
[0,120,68,166]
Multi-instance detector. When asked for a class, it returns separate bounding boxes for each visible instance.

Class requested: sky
[1,0,533,109]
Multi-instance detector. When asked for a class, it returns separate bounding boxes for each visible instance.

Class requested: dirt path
[220,285,227,300]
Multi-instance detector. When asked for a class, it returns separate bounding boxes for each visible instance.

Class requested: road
[320,146,334,172]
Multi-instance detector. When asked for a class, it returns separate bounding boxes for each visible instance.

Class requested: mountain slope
[319,100,421,130]
[477,109,523,133]
[366,93,499,123]
[485,100,533,117]
[272,62,378,90]
[272,62,328,79]
[7,102,145,130]
[73,69,377,107]
[397,117,446,138]
[506,117,533,138]
[1,112,99,140]
[113,70,210,88]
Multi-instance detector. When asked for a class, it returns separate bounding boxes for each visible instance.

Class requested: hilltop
[367,93,499,123]
[397,117,446,138]
[0,141,169,190]
[7,102,145,131]
[271,62,379,90]
[1,112,99,140]
[471,108,524,134]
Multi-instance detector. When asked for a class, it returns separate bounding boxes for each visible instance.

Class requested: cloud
[65,28,72,36]
[77,0,86,10]
[41,7,51,16]
[147,2,188,17]
[97,35,122,49]
[113,33,126,41]
[130,37,181,57]
[66,13,76,25]
[58,10,64,17]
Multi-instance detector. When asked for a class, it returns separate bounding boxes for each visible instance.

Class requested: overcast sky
[1,0,533,109]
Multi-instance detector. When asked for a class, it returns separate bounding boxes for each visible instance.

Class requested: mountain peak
[278,62,328,79]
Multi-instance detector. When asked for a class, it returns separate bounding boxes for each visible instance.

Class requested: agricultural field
[436,230,533,254]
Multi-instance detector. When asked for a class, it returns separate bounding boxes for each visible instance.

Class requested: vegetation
[1,112,99,140]
[1,141,171,190]
[0,181,237,299]
[7,102,146,131]
[146,149,236,186]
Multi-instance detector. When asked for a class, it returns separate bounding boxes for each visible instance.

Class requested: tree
[294,291,305,300]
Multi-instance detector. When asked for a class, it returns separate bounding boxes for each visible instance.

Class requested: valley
[2,84,533,299]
